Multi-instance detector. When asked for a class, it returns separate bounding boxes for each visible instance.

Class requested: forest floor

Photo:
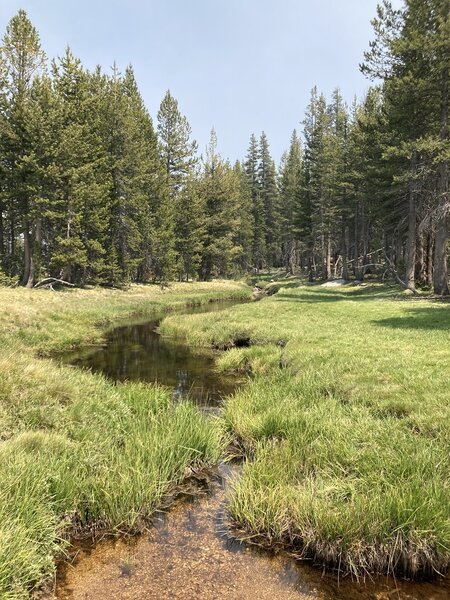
[160,280,450,579]
[0,281,249,599]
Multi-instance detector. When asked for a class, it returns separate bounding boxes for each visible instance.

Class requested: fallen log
[34,277,75,290]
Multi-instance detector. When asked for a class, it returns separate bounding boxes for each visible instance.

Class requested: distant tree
[101,65,173,284]
[362,0,450,295]
[49,49,110,284]
[1,9,46,286]
[175,174,205,280]
[157,90,197,198]
[157,90,198,279]
[0,51,8,267]
[258,132,280,267]
[279,130,302,274]
[244,134,265,271]
[302,88,332,279]
[199,130,242,280]
[233,160,254,274]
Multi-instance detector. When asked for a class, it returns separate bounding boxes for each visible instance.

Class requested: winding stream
[62,299,242,407]
[53,300,449,600]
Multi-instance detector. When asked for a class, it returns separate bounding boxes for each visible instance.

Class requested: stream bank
[46,298,450,600]
[49,462,450,600]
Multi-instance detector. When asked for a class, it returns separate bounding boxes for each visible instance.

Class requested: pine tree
[244,134,265,271]
[157,91,197,198]
[302,88,333,279]
[157,90,197,279]
[0,51,8,268]
[1,9,46,286]
[26,74,59,282]
[362,0,450,294]
[279,130,302,273]
[122,69,176,284]
[233,160,254,274]
[49,49,110,284]
[328,88,351,280]
[175,175,205,280]
[199,129,242,280]
[258,132,280,268]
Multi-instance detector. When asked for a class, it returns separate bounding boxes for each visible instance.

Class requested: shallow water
[62,299,242,406]
[50,464,450,600]
[52,299,450,600]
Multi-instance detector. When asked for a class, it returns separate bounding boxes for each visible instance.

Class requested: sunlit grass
[162,282,450,578]
[0,281,248,598]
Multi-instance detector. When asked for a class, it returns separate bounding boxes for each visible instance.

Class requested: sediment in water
[46,297,450,597]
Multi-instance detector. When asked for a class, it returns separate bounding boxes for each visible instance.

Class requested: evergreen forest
[0,2,448,293]
[1,2,450,598]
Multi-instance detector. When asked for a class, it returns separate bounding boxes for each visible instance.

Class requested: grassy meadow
[160,282,450,578]
[0,281,249,599]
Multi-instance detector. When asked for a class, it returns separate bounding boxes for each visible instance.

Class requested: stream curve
[51,300,449,600]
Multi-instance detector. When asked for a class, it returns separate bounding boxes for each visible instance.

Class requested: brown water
[49,463,450,600]
[52,300,449,600]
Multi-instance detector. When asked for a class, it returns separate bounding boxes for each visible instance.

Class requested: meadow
[161,282,450,578]
[0,281,248,599]
[2,278,450,597]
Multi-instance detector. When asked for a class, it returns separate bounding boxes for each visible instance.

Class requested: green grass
[0,281,249,599]
[160,282,450,578]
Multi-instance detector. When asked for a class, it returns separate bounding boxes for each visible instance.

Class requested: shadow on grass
[375,306,450,330]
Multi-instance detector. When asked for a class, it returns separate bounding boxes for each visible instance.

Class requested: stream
[61,299,242,407]
[53,300,449,600]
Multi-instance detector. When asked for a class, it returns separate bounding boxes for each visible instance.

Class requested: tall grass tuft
[0,282,246,598]
[164,282,450,578]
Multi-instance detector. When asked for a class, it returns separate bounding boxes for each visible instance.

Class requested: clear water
[62,300,243,407]
[52,299,449,600]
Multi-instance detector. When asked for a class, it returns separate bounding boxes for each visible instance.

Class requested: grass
[160,282,450,579]
[0,281,249,599]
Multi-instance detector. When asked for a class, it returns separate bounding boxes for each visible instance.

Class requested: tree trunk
[426,233,434,286]
[10,212,15,256]
[21,220,31,286]
[0,202,4,259]
[325,234,332,280]
[293,240,299,275]
[34,217,42,280]
[433,211,449,295]
[26,255,35,288]
[321,232,325,279]
[288,240,297,275]
[405,152,417,291]
[308,253,314,282]
[415,232,425,286]
[395,234,403,272]
[361,203,369,279]
[342,222,349,281]
[433,55,449,295]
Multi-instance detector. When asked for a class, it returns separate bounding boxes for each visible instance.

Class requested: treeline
[0,10,272,288]
[0,2,449,293]
[277,0,449,295]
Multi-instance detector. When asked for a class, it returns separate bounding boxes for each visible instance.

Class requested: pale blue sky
[0,1,402,163]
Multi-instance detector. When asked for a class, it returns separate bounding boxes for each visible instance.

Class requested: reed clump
[163,282,450,579]
[0,281,248,598]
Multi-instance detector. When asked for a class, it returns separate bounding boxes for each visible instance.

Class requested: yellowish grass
[0,280,249,598]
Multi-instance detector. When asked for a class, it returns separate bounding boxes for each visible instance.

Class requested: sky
[0,0,402,163]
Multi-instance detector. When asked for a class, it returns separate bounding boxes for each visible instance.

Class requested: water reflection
[62,300,243,406]
[53,463,450,600]
[55,298,450,600]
